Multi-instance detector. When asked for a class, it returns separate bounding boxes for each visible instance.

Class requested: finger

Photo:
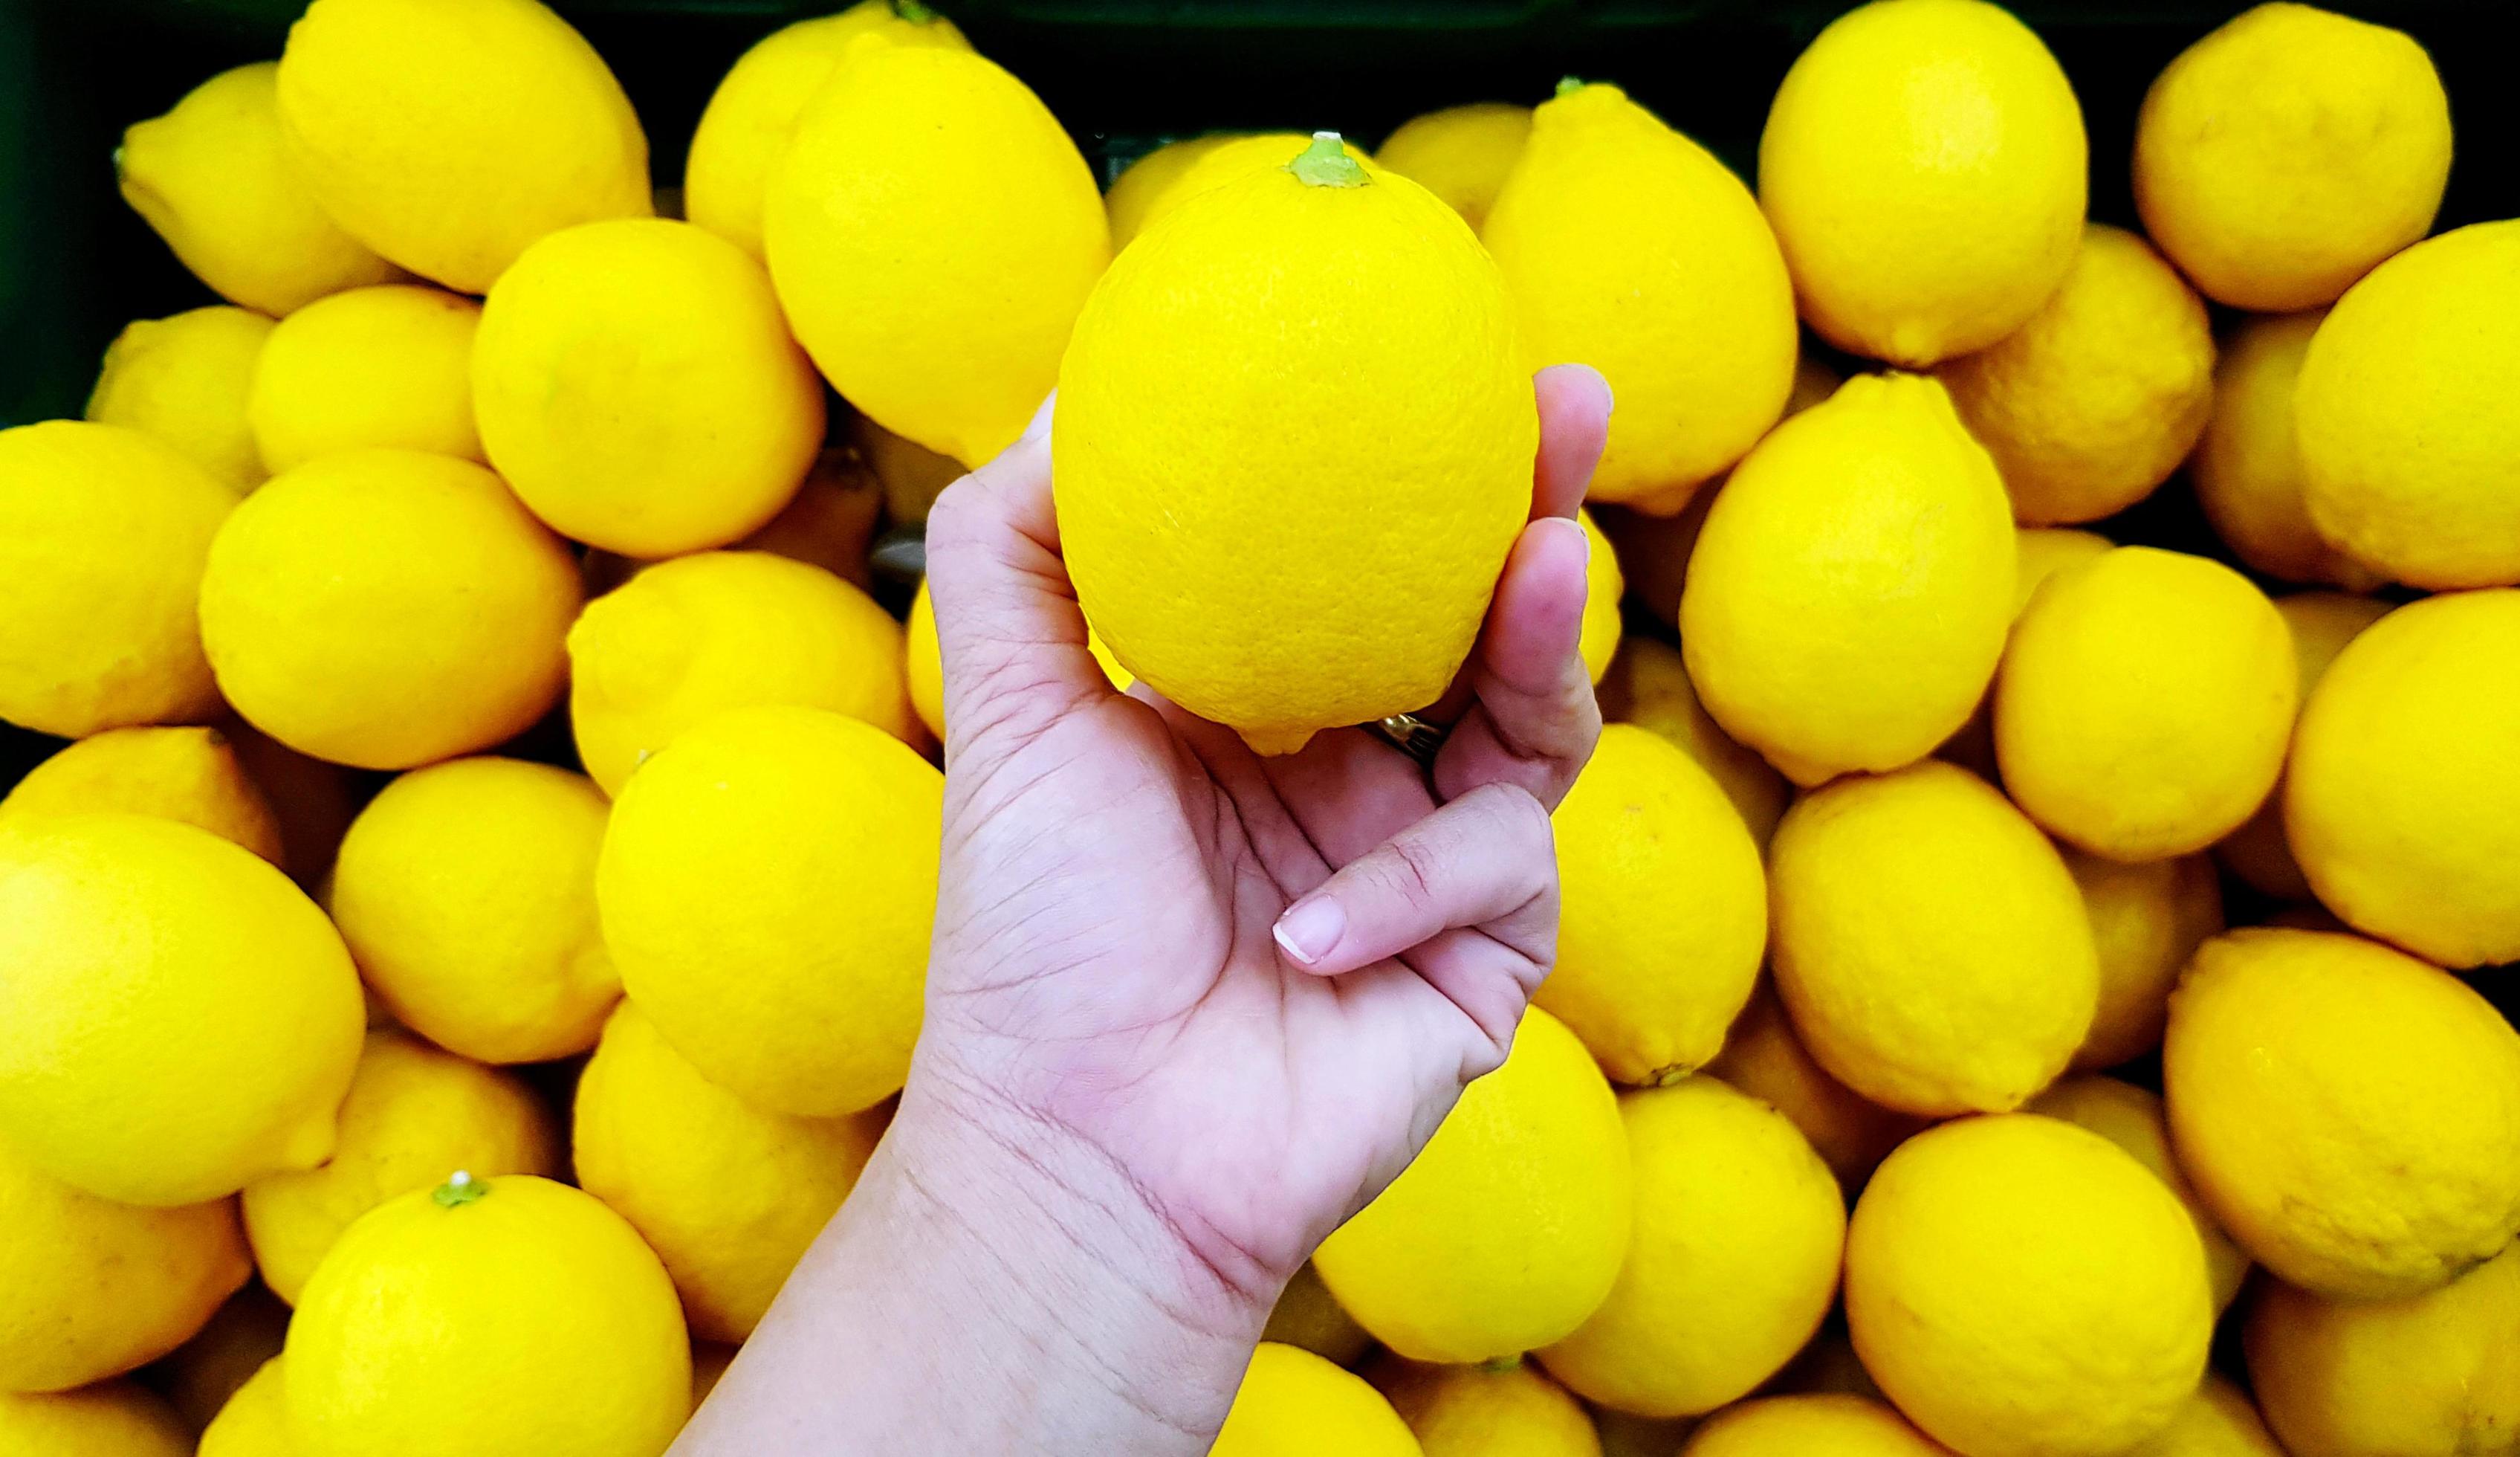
[1270,782,1555,978]
[1531,363,1613,522]
[1431,515,1600,809]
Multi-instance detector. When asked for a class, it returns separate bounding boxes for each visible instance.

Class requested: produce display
[2,0,2517,1453]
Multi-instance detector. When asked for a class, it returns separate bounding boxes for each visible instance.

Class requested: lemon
[198,1357,289,1457]
[1596,639,1788,849]
[905,575,1130,743]
[328,757,617,1064]
[1057,136,1532,755]
[1541,725,1765,1085]
[199,450,580,770]
[2288,590,2520,969]
[1938,224,2215,526]
[2295,221,2520,589]
[276,0,650,294]
[1760,0,2085,366]
[768,44,1107,468]
[2024,1076,2247,1313]
[1,726,282,865]
[2122,1374,2286,1457]
[0,420,236,737]
[0,1383,190,1457]
[1575,509,1622,683]
[2135,3,2450,312]
[0,815,363,1206]
[1996,546,2294,861]
[1682,1395,1960,1457]
[574,1000,882,1343]
[2011,527,2115,614]
[1771,760,2095,1117]
[598,705,942,1117]
[684,0,968,262]
[2192,311,2380,588]
[243,1030,559,1305]
[161,1287,291,1433]
[1,1129,249,1393]
[852,413,967,525]
[2059,850,2222,1071]
[2246,1238,2520,1457]
[1849,1114,2212,1457]
[1682,375,2015,786]
[1216,1344,1421,1457]
[1315,1009,1630,1363]
[285,1174,688,1457]
[2212,589,2390,900]
[1540,1077,1845,1418]
[1376,103,1531,230]
[1104,135,1233,248]
[1261,1264,1372,1368]
[2168,927,2520,1298]
[1126,133,1379,247]
[475,220,823,557]
[1485,82,1795,510]
[1375,1358,1597,1457]
[85,307,275,490]
[247,285,482,476]
[115,62,399,316]
[1706,986,1925,1192]
[569,552,918,795]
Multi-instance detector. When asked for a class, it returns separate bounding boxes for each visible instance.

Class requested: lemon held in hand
[1057,134,1534,755]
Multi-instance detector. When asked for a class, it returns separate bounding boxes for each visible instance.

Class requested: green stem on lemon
[1556,76,1587,98]
[1478,1355,1520,1374]
[433,1169,490,1209]
[893,0,941,22]
[1289,132,1368,189]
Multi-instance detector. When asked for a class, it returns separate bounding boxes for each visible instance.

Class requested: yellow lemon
[0,1383,190,1457]
[328,757,616,1064]
[1104,135,1234,248]
[2060,850,2222,1071]
[85,306,274,490]
[1597,639,1788,849]
[574,1000,882,1343]
[2135,3,2450,312]
[2212,589,2390,900]
[768,43,1107,468]
[1847,1114,2212,1457]
[242,1030,560,1305]
[1575,508,1622,683]
[0,815,363,1206]
[684,0,968,262]
[852,413,967,524]
[1376,103,1531,230]
[284,1174,689,1457]
[904,575,1130,743]
[1996,546,2294,860]
[2246,1239,2520,1457]
[0,420,236,737]
[1,1129,249,1393]
[1057,135,1532,755]
[1939,224,2215,526]
[598,705,942,1117]
[1682,1395,1959,1457]
[161,1287,291,1434]
[247,285,480,475]
[275,0,650,294]
[2025,1075,2248,1312]
[0,726,282,865]
[1126,132,1379,246]
[1486,81,1795,509]
[2167,927,2520,1298]
[2287,589,2520,968]
[198,1357,290,1457]
[474,219,824,557]
[1770,760,2096,1117]
[1706,986,1926,1192]
[2192,310,2380,588]
[1540,1077,1845,1418]
[1315,1009,1630,1363]
[1541,724,1765,1085]
[198,450,580,770]
[569,552,917,795]
[1376,1358,1597,1457]
[2295,220,2520,589]
[1216,1344,1421,1457]
[2011,527,2115,614]
[115,62,399,316]
[2122,1374,2285,1457]
[1682,375,2016,786]
[1260,1264,1372,1369]
[1760,0,2085,366]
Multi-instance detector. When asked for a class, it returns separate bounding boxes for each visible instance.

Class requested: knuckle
[1382,833,1445,908]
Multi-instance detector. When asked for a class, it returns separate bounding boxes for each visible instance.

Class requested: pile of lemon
[3,0,2517,1452]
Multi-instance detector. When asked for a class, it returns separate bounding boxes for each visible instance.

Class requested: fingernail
[1273,897,1345,966]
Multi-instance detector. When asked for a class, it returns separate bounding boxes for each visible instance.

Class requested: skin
[675,366,1613,1453]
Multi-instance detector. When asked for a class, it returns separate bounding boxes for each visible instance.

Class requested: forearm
[675,1064,1274,1455]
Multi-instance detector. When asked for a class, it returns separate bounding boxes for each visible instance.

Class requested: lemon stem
[1289,132,1367,189]
[893,0,940,21]
[1478,1355,1520,1374]
[1556,76,1587,98]
[433,1169,489,1208]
